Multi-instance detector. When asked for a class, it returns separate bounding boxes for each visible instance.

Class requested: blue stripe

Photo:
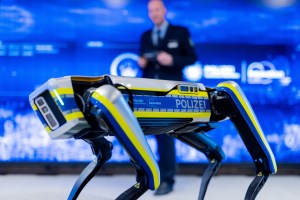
[90,97,155,189]
[55,95,79,112]
[125,94,211,112]
[217,87,276,173]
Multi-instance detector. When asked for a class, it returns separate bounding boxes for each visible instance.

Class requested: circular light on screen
[110,52,142,77]
[183,62,202,82]
[0,6,34,40]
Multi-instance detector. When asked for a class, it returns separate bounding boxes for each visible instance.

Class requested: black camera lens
[37,99,44,106]
[45,113,57,128]
[180,85,189,92]
[41,106,48,113]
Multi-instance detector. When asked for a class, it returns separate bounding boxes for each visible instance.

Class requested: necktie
[156,29,162,47]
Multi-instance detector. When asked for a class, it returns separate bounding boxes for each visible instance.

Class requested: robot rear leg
[177,130,225,200]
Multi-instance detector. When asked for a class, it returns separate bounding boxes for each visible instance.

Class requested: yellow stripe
[32,104,38,111]
[120,86,169,92]
[45,126,51,133]
[118,86,209,97]
[50,88,74,97]
[56,88,74,95]
[218,82,277,172]
[65,112,84,121]
[134,111,211,119]
[92,92,160,189]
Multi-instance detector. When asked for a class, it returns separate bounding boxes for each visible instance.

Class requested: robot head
[29,76,101,139]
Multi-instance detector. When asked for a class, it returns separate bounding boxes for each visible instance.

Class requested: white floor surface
[0,174,299,200]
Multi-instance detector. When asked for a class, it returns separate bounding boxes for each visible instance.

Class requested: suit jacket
[139,24,197,81]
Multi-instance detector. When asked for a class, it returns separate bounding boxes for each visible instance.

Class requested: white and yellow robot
[29,75,277,200]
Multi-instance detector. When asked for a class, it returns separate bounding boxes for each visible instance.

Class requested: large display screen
[0,0,300,164]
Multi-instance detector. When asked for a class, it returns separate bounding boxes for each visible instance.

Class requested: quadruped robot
[29,75,277,200]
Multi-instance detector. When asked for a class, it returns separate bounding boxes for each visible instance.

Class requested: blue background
[0,0,300,164]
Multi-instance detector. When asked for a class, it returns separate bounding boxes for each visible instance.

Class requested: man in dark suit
[138,0,197,196]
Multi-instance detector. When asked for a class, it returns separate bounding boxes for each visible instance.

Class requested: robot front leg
[176,129,225,200]
[89,84,160,200]
[211,81,277,200]
[68,137,112,200]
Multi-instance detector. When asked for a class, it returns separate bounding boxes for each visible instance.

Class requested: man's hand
[138,57,148,69]
[156,51,173,66]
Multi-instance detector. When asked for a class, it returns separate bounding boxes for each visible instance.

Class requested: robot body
[29,75,277,200]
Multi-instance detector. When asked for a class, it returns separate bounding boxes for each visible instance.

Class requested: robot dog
[29,75,277,200]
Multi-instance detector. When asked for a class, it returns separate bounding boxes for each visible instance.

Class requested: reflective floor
[0,174,299,200]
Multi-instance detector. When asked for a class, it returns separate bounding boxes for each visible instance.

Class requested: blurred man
[138,0,197,195]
